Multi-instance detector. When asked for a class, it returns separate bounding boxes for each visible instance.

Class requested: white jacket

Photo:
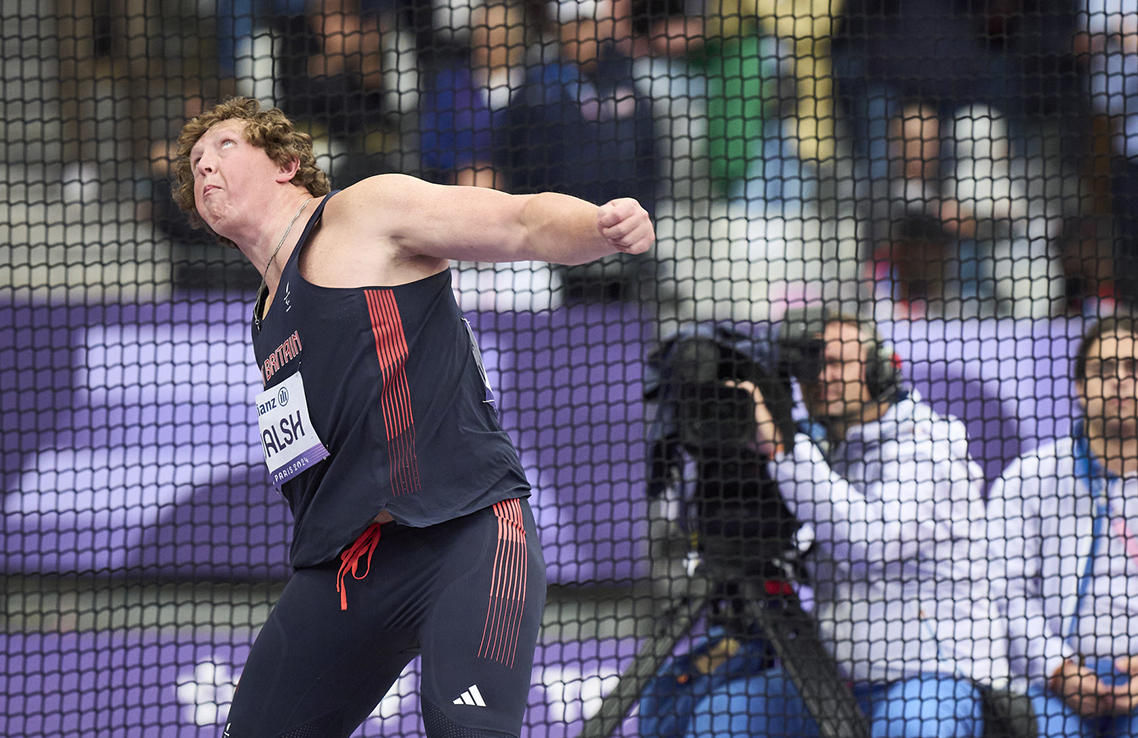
[988,436,1138,691]
[770,394,1010,685]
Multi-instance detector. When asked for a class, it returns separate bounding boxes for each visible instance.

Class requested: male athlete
[172,96,654,738]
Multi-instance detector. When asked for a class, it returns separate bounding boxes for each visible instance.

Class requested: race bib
[255,371,330,487]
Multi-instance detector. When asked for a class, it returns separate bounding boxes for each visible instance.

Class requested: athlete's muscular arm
[337,173,654,266]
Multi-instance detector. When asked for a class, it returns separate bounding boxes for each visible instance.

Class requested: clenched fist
[597,198,654,256]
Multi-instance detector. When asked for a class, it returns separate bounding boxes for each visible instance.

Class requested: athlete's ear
[275,156,301,184]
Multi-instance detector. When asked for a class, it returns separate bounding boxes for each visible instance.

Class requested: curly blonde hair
[171,97,332,242]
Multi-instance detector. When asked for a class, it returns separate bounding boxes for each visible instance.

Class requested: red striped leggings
[223,498,547,738]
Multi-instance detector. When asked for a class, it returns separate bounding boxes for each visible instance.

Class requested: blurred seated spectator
[866,215,955,320]
[145,95,216,247]
[218,0,413,186]
[1081,0,1138,309]
[863,102,982,317]
[419,0,533,187]
[947,103,1066,319]
[692,0,844,210]
[496,0,659,212]
[834,0,1085,319]
[1056,214,1119,316]
[832,0,1084,182]
[493,0,661,300]
[677,0,811,209]
[749,0,845,163]
[619,0,713,202]
[879,103,977,236]
[215,0,307,85]
[615,0,799,210]
[862,99,1066,319]
[686,28,782,201]
[602,0,812,212]
[278,1,392,142]
[620,0,704,60]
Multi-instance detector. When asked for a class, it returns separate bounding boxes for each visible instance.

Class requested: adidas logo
[453,684,487,707]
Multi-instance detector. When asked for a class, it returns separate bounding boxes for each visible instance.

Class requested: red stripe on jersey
[478,499,528,667]
[365,289,422,496]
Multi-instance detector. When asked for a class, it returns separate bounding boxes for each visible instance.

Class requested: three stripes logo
[453,684,487,707]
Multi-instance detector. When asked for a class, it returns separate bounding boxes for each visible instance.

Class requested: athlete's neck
[248,192,320,316]
[237,190,318,287]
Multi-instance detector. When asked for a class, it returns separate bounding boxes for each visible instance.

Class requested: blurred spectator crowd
[65,0,1138,316]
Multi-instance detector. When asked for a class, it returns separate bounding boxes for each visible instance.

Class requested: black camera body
[645,325,802,578]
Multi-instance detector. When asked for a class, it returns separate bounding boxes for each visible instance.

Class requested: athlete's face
[800,321,875,422]
[1079,329,1138,440]
[189,119,286,239]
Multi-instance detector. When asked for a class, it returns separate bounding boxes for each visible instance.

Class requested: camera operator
[693,305,1013,738]
[638,322,869,738]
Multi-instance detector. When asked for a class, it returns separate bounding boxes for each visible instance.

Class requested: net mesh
[2,0,1136,736]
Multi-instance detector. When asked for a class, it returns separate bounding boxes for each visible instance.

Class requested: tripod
[576,560,871,738]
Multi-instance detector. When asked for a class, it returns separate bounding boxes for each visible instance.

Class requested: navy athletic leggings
[223,498,547,738]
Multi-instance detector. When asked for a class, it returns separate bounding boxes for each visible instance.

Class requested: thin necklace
[263,196,313,283]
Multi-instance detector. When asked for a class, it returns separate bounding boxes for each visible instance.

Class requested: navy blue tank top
[251,192,531,567]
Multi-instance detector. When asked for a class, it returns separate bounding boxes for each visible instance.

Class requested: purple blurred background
[1,300,1083,582]
[0,630,642,738]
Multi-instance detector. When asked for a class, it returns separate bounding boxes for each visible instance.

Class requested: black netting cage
[3,0,1138,736]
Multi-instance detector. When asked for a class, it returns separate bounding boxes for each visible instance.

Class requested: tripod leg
[743,594,871,738]
[576,595,709,738]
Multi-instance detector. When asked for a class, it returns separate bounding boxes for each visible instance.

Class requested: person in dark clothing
[495,0,658,213]
[834,0,1086,318]
[418,0,533,188]
[171,96,653,738]
[832,0,1085,176]
[493,0,660,300]
[498,51,658,210]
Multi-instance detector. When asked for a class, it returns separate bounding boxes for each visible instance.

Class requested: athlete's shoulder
[330,173,432,211]
[321,174,445,240]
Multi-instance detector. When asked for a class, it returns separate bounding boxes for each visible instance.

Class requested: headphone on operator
[776,304,904,402]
